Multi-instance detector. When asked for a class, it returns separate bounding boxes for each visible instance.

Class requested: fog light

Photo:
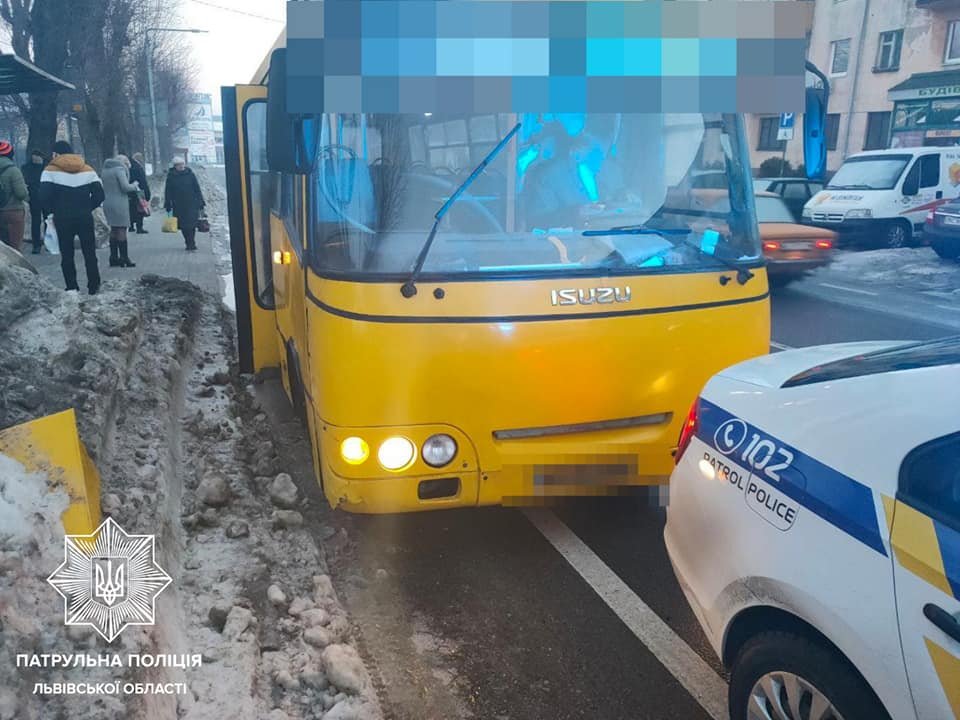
[340,437,369,465]
[378,437,416,471]
[422,434,457,468]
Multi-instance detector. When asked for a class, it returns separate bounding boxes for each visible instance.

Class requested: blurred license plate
[944,216,960,226]
[783,241,811,250]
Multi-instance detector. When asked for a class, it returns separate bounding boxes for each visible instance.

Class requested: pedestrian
[102,154,139,268]
[40,140,105,295]
[128,152,150,234]
[0,142,30,253]
[163,156,205,252]
[21,149,46,254]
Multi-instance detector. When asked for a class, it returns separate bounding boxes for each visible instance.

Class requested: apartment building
[749,0,960,174]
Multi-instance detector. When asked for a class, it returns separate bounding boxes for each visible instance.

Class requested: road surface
[258,262,957,720]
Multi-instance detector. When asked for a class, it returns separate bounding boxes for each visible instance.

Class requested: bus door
[222,84,281,373]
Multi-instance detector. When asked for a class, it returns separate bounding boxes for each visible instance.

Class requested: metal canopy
[0,54,74,95]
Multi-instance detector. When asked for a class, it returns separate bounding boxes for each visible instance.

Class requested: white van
[801,147,960,248]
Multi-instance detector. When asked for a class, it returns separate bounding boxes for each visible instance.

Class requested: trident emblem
[93,558,126,606]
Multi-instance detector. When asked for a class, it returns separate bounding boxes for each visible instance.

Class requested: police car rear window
[781,336,960,388]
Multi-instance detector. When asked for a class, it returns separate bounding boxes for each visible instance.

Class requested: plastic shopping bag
[43,218,59,255]
[162,213,179,233]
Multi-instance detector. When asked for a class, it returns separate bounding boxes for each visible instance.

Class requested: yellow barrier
[0,409,101,535]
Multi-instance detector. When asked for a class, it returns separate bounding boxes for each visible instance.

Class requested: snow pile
[0,262,141,463]
[822,248,960,293]
[0,245,382,720]
[0,454,69,545]
[0,453,128,720]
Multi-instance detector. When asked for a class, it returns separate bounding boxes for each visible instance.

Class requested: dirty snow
[818,248,960,295]
[0,454,69,544]
[0,219,382,719]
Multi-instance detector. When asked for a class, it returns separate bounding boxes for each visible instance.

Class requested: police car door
[890,431,960,719]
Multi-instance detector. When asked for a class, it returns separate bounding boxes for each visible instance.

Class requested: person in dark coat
[40,140,105,295]
[163,156,205,251]
[127,152,150,234]
[21,149,45,254]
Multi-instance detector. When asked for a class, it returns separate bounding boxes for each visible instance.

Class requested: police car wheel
[729,631,890,720]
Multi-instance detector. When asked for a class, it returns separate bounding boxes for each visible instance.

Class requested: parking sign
[777,113,795,141]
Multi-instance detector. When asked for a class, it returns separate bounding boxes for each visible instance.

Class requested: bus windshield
[310,113,760,279]
[826,154,912,191]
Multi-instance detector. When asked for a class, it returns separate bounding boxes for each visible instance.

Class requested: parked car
[755,191,835,287]
[753,177,825,222]
[802,147,960,249]
[666,336,960,720]
[923,199,960,260]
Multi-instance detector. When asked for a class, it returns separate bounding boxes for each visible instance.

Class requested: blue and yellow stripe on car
[887,497,960,600]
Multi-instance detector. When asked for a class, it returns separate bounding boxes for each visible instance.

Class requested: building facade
[749,0,960,174]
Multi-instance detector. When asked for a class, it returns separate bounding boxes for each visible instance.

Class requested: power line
[190,0,283,23]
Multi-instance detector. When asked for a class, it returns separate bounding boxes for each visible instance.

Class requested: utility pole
[145,31,162,174]
[145,27,208,174]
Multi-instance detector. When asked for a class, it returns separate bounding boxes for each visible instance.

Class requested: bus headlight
[422,434,457,468]
[378,437,417,471]
[340,437,369,465]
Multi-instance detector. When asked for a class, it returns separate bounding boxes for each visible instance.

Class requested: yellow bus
[222,48,829,514]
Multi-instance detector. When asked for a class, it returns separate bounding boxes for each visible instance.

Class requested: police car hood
[716,341,907,389]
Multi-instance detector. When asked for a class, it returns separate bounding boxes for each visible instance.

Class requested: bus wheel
[883,220,910,249]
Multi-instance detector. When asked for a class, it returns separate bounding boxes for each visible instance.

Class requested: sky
[180,0,286,113]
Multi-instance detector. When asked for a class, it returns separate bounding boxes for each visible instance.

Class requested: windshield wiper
[401,122,522,298]
[586,225,755,285]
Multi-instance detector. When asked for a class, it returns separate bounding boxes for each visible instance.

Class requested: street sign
[777,113,795,141]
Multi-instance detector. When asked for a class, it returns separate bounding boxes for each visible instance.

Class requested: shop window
[831,39,851,75]
[825,114,841,151]
[864,112,891,150]
[947,21,960,64]
[875,30,902,72]
[757,116,785,152]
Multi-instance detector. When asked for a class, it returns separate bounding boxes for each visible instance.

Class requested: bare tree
[0,0,194,166]
[0,0,72,152]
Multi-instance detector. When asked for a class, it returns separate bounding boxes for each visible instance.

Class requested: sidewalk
[28,207,223,297]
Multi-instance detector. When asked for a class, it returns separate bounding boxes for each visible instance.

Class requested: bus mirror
[266,48,321,175]
[803,62,830,181]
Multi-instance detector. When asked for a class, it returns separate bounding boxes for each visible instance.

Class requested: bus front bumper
[321,441,675,514]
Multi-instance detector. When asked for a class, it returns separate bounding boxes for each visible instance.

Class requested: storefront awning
[0,54,74,95]
[889,69,960,101]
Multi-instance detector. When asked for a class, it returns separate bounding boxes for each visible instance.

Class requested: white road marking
[936,304,960,313]
[770,341,794,351]
[525,508,729,720]
[818,282,879,297]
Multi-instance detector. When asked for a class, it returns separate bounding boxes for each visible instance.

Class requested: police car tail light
[762,241,780,251]
[674,399,699,465]
[815,239,832,249]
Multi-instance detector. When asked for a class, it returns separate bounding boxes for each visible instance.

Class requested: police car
[664,336,960,720]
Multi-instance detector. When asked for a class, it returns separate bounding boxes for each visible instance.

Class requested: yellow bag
[162,215,179,233]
